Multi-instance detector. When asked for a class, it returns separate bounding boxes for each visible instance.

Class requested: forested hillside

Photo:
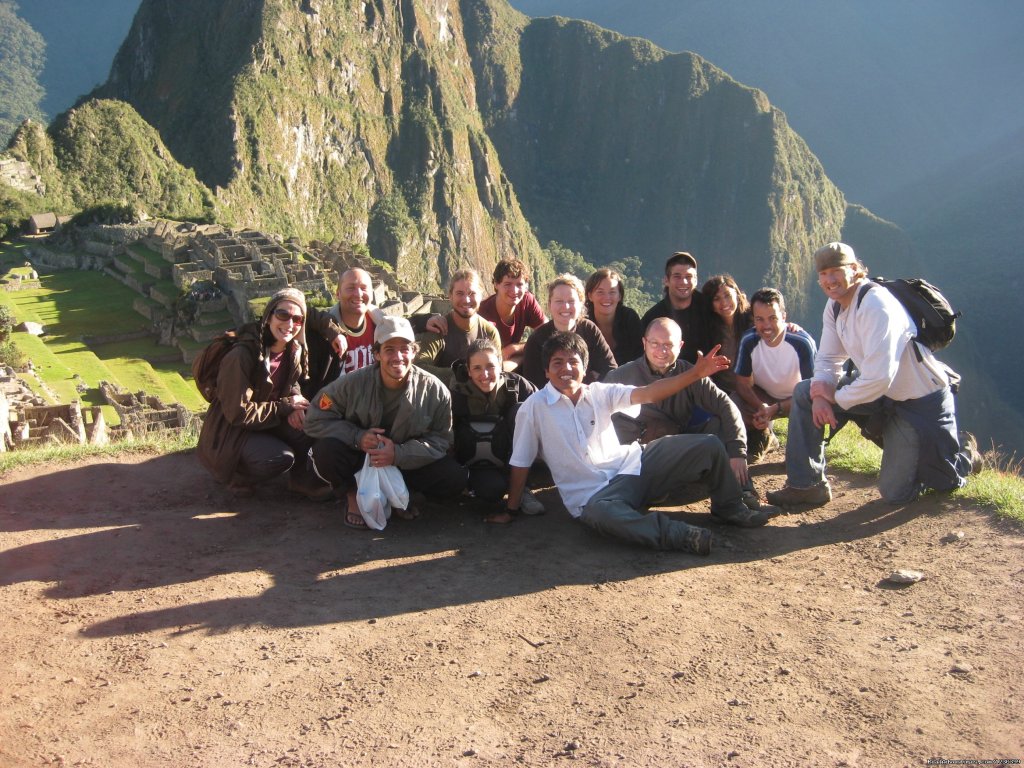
[0,1,45,145]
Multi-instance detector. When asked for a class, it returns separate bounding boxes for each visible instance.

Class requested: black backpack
[833,277,960,352]
[191,330,239,403]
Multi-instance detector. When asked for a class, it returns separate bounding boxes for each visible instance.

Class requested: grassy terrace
[1,243,207,420]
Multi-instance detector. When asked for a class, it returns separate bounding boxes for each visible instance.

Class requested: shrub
[0,339,27,369]
[0,303,13,340]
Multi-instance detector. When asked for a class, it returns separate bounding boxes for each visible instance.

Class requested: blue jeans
[786,379,920,503]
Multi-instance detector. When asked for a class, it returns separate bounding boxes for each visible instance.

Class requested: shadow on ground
[0,451,952,638]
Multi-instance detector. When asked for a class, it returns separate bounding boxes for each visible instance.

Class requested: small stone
[940,531,965,544]
[467,670,482,678]
[886,569,925,584]
[565,741,579,752]
[462,748,476,757]
[727,750,740,759]
[950,662,973,675]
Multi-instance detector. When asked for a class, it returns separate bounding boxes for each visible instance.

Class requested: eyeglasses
[272,308,305,325]
[644,341,677,352]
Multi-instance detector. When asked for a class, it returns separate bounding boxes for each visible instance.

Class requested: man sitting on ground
[767,242,981,510]
[605,317,762,508]
[305,316,467,529]
[304,267,383,397]
[415,269,501,386]
[505,331,780,555]
[733,288,817,462]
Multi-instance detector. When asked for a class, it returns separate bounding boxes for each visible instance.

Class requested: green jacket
[304,363,452,470]
[414,313,501,386]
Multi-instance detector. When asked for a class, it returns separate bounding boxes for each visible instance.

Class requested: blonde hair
[547,273,586,303]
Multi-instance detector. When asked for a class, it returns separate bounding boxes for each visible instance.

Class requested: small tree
[0,304,14,341]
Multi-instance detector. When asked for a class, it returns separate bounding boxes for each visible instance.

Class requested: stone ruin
[1,367,107,451]
[99,381,193,440]
[3,220,449,448]
[0,157,45,196]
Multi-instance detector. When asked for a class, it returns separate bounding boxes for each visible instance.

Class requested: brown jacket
[197,290,337,483]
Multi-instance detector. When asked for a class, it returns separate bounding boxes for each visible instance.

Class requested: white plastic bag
[354,454,410,530]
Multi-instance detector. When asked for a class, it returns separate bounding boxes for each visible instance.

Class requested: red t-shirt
[479,291,545,348]
[340,313,376,374]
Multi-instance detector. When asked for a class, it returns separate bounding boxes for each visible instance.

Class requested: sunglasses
[272,308,305,325]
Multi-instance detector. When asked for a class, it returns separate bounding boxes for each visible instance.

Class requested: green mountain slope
[0,1,46,146]
[93,0,547,292]
[507,0,1024,215]
[464,6,847,317]
[5,99,214,221]
[88,0,878,313]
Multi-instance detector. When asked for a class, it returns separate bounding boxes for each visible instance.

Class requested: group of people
[197,244,982,556]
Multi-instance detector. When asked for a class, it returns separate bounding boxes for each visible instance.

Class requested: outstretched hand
[693,344,730,379]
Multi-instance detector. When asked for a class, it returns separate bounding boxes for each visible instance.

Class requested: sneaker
[288,472,334,502]
[711,503,776,528]
[519,488,546,516]
[959,431,984,475]
[766,481,832,509]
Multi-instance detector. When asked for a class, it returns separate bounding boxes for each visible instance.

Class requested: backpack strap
[831,282,929,364]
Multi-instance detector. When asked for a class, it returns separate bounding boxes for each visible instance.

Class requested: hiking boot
[959,431,984,475]
[711,503,777,528]
[519,489,546,516]
[288,472,334,502]
[741,488,762,510]
[766,481,832,509]
[675,523,712,556]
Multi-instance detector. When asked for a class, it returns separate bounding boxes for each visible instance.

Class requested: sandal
[393,504,420,521]
[483,510,514,524]
[393,492,424,520]
[340,497,369,530]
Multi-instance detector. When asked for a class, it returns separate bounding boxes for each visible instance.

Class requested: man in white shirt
[505,331,780,555]
[767,242,981,509]
[733,288,817,462]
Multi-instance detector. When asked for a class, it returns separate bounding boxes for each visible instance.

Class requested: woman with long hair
[701,274,751,393]
[197,288,333,500]
[521,274,617,388]
[584,267,644,365]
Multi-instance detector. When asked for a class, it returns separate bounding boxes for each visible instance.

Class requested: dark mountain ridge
[76,0,861,311]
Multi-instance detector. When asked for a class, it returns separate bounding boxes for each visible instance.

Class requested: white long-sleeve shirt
[814,282,951,410]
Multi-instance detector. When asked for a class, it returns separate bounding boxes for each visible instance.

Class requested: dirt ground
[1,446,1022,768]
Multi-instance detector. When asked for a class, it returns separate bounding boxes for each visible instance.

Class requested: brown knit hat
[262,288,310,375]
[813,242,858,272]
